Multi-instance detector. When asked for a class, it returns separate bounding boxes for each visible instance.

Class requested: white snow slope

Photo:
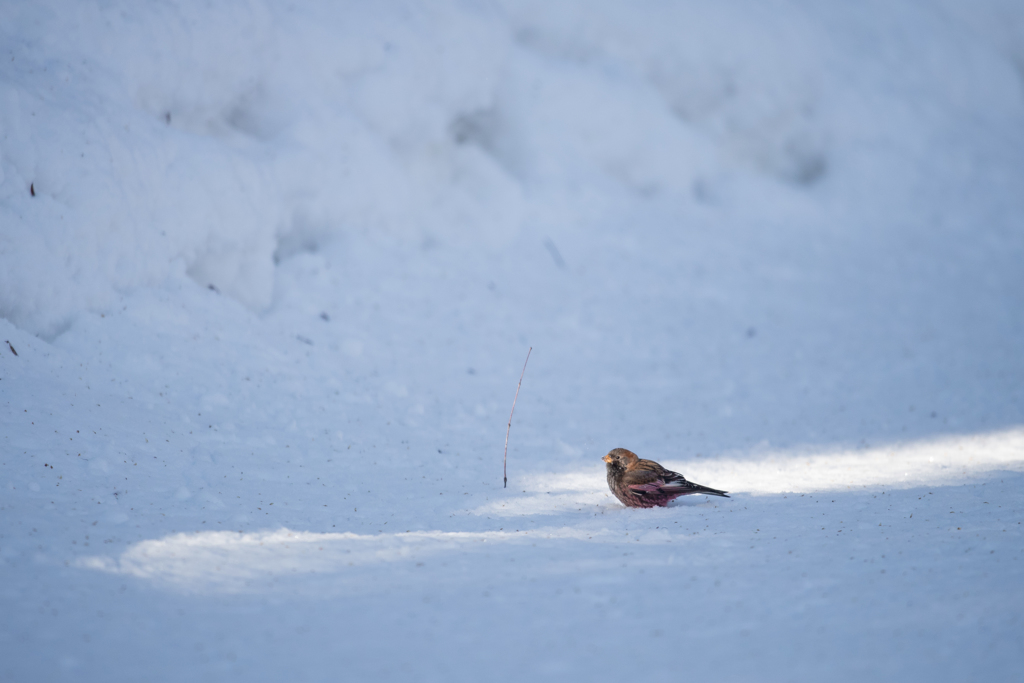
[2,1,1024,681]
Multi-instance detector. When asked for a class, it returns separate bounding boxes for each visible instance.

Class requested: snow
[2,1,1023,680]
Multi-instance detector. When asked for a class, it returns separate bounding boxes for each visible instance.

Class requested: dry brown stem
[503,347,532,488]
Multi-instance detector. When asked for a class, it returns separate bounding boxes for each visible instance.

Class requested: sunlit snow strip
[75,527,640,593]
[474,428,1024,515]
[75,430,1023,591]
[672,428,1024,494]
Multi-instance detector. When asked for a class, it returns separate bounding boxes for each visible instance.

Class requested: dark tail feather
[692,484,729,498]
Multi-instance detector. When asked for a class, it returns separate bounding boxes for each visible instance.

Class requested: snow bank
[4,1,1023,338]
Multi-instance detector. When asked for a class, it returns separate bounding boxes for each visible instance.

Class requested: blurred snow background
[2,1,1023,681]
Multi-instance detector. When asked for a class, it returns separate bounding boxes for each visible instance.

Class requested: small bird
[603,448,729,508]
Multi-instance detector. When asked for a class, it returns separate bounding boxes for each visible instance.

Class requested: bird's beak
[602,455,612,463]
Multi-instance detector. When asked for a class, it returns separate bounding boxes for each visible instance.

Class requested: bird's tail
[692,484,729,498]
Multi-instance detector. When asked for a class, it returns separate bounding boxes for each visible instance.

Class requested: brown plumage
[603,448,729,508]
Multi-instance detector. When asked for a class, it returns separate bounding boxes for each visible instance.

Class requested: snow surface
[2,1,1024,681]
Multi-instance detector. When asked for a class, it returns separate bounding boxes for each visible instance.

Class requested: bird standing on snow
[603,448,729,508]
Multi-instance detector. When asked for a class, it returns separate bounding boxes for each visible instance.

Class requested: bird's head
[602,448,639,470]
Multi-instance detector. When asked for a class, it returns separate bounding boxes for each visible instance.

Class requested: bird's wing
[622,467,667,491]
[626,460,731,498]
[626,462,699,493]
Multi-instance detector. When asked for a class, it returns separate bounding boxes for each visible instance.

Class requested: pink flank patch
[627,481,665,492]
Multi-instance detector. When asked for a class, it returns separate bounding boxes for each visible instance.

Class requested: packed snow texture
[2,1,1024,681]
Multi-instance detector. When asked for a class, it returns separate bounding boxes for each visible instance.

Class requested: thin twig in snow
[504,347,532,488]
